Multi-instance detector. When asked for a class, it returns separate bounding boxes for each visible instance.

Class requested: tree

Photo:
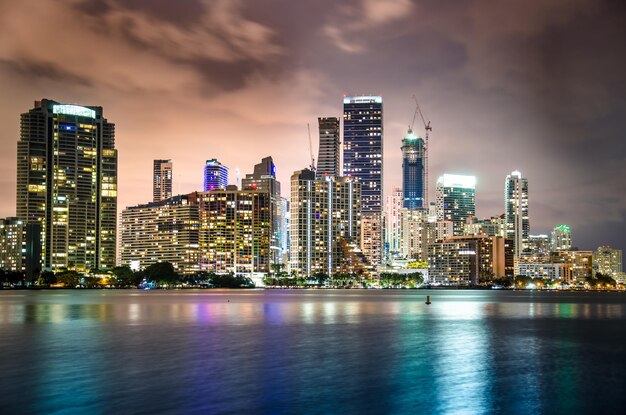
[144,262,179,286]
[55,270,81,287]
[38,271,56,286]
[111,266,139,287]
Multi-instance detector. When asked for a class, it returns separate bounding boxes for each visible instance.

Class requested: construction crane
[411,95,432,205]
[307,123,316,172]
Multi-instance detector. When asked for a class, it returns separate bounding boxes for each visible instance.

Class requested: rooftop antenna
[307,123,316,172]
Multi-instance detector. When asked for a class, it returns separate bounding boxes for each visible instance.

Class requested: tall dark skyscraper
[17,99,117,271]
[343,95,383,266]
[203,159,228,191]
[343,96,383,213]
[316,117,340,178]
[153,159,172,202]
[401,128,426,209]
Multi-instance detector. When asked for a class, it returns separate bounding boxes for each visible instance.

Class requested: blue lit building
[203,159,228,191]
[401,128,425,209]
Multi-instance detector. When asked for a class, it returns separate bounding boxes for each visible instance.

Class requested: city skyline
[0,1,624,253]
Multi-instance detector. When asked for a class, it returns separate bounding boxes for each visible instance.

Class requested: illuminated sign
[440,174,476,189]
[343,96,383,104]
[52,104,96,119]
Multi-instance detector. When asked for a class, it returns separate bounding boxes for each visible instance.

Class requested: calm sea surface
[1,289,625,414]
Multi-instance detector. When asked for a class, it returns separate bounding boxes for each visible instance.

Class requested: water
[1,290,625,414]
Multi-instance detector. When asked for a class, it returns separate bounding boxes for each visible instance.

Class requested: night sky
[0,0,624,252]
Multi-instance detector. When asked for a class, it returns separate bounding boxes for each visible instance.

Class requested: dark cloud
[0,59,93,86]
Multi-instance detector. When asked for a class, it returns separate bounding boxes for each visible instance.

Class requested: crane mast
[412,95,432,206]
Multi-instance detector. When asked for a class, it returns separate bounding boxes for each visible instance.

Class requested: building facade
[17,99,117,271]
[289,169,362,277]
[464,215,505,237]
[241,156,288,266]
[517,263,564,281]
[428,235,514,285]
[343,96,383,266]
[505,171,530,258]
[399,208,434,262]
[384,187,403,258]
[436,174,476,236]
[317,117,340,178]
[551,224,572,251]
[548,250,592,283]
[593,246,622,278]
[153,159,172,202]
[203,158,228,191]
[120,194,200,274]
[199,187,272,276]
[401,128,426,209]
[0,217,41,278]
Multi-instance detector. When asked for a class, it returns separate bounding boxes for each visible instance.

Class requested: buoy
[425,295,431,305]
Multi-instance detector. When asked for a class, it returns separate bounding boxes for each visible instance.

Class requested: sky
[0,0,624,252]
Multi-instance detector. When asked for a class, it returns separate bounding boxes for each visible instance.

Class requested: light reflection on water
[0,290,625,414]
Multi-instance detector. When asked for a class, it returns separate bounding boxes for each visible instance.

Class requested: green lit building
[550,224,572,251]
[16,99,117,271]
[436,174,476,236]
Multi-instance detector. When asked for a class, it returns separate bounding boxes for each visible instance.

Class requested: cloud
[323,0,414,53]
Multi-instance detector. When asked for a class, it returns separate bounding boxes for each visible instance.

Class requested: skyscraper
[153,159,172,202]
[203,159,228,191]
[199,187,271,276]
[317,117,340,178]
[343,96,383,265]
[289,169,362,277]
[17,99,117,271]
[401,128,426,209]
[242,157,288,266]
[384,187,403,258]
[551,224,572,251]
[436,174,476,236]
[505,171,530,259]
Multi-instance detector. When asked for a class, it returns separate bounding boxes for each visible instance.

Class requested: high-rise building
[505,171,530,258]
[401,128,426,209]
[317,117,340,178]
[120,193,200,274]
[384,187,403,258]
[289,169,362,277]
[436,174,476,236]
[551,224,572,251]
[343,96,383,266]
[428,235,514,285]
[17,99,117,271]
[153,159,172,202]
[0,217,41,279]
[593,246,622,278]
[399,208,434,262]
[203,159,228,191]
[242,156,288,265]
[198,187,271,276]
